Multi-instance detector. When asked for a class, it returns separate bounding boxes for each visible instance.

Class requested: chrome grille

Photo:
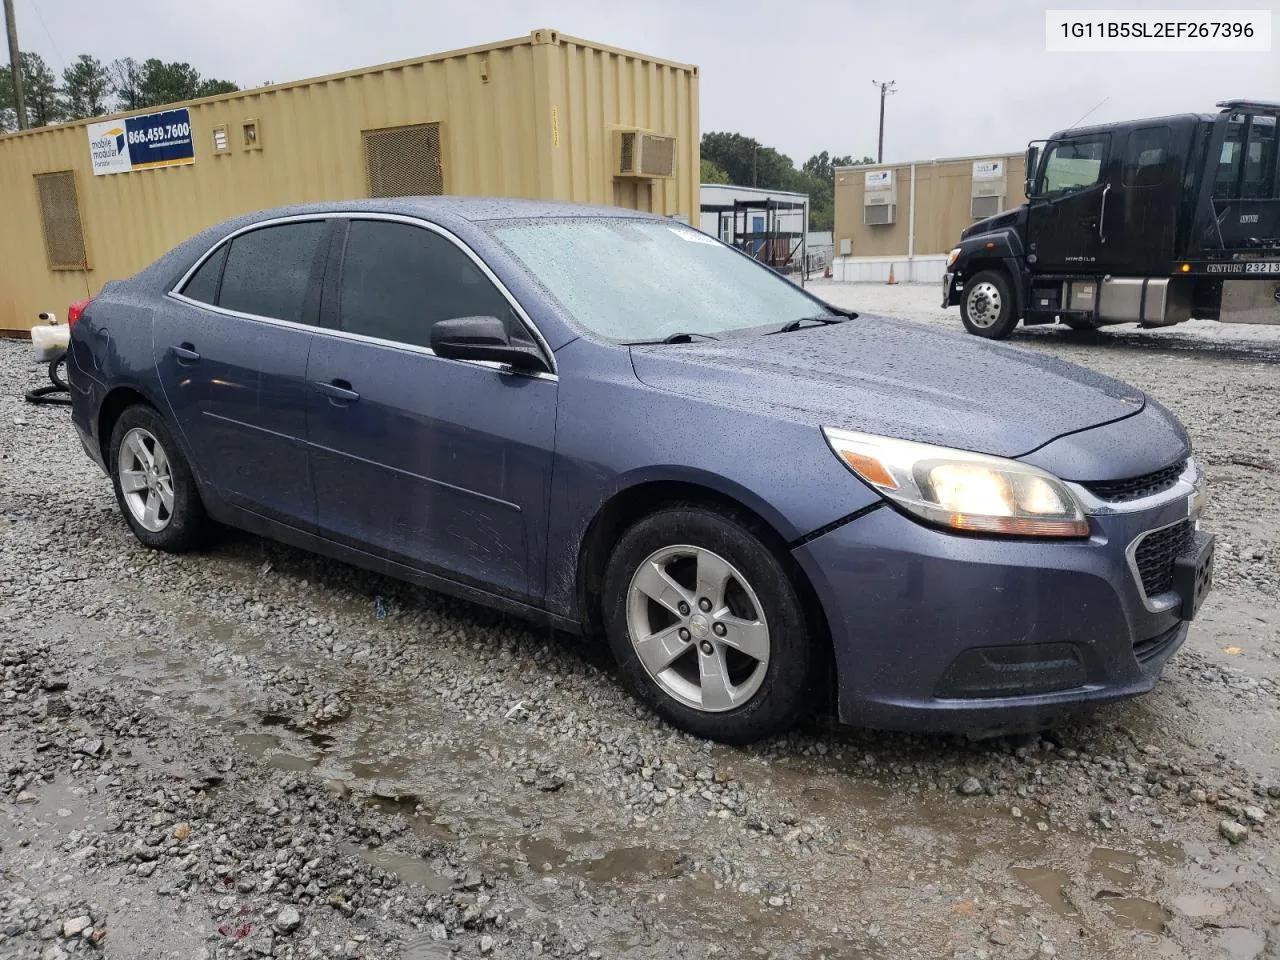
[1083,460,1186,503]
[1134,521,1193,597]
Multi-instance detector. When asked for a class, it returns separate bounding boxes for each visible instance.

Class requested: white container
[31,323,70,361]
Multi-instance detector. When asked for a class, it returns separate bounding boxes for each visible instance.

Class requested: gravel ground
[2,289,1279,960]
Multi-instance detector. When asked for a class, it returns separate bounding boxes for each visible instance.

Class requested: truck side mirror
[1024,145,1040,198]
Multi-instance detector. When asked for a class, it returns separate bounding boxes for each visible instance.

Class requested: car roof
[232,196,660,225]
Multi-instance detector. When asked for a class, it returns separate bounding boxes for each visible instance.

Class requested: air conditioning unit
[970,159,1007,219]
[863,168,897,226]
[864,202,896,226]
[971,195,1003,219]
[613,129,677,179]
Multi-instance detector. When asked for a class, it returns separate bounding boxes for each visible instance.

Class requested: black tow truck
[943,99,1280,339]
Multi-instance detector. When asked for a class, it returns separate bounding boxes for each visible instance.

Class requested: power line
[24,0,63,73]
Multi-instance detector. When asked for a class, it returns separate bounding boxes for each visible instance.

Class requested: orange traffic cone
[886,264,898,285]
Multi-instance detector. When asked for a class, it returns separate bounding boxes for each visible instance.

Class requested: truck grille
[1134,521,1193,598]
[1084,460,1187,503]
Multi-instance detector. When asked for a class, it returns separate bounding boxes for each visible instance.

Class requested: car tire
[601,506,815,744]
[960,270,1018,339]
[108,404,208,552]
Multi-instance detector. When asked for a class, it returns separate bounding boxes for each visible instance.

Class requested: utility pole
[3,0,26,130]
[871,80,896,164]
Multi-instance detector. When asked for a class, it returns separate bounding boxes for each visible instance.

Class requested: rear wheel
[602,506,815,744]
[108,405,208,552]
[960,270,1018,339]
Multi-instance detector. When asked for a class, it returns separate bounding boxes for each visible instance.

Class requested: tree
[700,132,795,190]
[107,56,238,111]
[108,57,145,111]
[0,65,13,132]
[62,54,111,119]
[17,52,63,126]
[700,157,730,184]
[197,78,238,97]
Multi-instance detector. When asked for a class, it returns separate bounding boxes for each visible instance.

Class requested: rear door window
[217,221,327,323]
[1122,127,1172,188]
[1212,117,1248,199]
[337,220,516,350]
[180,244,228,304]
[1242,116,1277,200]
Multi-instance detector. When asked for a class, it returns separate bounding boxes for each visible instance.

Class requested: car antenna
[1065,96,1110,129]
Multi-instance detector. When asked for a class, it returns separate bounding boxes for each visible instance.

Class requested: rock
[274,905,301,934]
[62,916,92,938]
[42,947,70,960]
[429,923,448,941]
[1268,785,1280,799]
[768,895,785,908]
[480,935,495,955]
[1190,788,1208,803]
[958,778,984,796]
[1242,805,1266,824]
[72,738,103,757]
[1220,820,1249,844]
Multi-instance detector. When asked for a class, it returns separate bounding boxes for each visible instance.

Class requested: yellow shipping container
[0,28,700,336]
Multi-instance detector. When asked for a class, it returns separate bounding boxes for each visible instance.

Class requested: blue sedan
[65,199,1214,744]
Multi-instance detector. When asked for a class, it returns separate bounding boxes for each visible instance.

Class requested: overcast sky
[15,0,1278,163]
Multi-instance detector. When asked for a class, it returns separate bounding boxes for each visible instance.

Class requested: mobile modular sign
[87,108,195,175]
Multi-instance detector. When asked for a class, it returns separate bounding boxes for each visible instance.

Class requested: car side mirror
[430,316,549,373]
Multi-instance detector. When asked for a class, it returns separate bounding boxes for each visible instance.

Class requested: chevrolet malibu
[66,199,1214,744]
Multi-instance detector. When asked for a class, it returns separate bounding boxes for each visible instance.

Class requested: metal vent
[971,195,1002,219]
[864,203,895,226]
[618,132,636,174]
[34,171,88,270]
[638,134,675,177]
[362,123,443,198]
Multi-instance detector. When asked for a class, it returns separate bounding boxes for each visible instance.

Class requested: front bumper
[941,271,954,308]
[792,484,1207,736]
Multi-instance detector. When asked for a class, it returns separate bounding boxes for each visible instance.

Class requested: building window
[34,171,88,270]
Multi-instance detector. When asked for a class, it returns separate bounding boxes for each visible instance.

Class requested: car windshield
[486,217,832,342]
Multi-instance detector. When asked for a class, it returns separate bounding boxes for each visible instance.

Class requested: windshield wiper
[624,331,721,345]
[771,313,853,334]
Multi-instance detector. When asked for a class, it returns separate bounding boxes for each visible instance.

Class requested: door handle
[1098,182,1110,243]
[171,343,200,362]
[312,379,360,403]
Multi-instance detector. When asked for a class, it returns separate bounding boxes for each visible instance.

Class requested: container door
[1025,134,1111,273]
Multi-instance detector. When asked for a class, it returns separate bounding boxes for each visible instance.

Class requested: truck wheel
[960,271,1018,339]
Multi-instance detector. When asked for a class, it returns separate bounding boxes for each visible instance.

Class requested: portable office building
[0,28,700,336]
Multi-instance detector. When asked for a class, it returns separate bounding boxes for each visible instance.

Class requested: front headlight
[946,247,961,267]
[823,427,1089,538]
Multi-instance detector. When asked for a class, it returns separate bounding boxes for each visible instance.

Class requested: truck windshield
[1037,138,1107,195]
[485,217,831,342]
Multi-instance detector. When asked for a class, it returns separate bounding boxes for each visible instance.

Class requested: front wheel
[960,270,1018,339]
[602,506,816,744]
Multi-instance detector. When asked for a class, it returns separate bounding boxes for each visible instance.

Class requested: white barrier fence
[829,255,949,284]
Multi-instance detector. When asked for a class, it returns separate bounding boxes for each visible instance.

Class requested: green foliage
[0,52,64,128]
[700,157,730,184]
[701,133,873,232]
[62,54,111,119]
[2,51,242,130]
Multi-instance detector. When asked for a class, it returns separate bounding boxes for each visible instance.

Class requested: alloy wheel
[118,427,175,532]
[625,544,771,713]
[966,281,1003,328]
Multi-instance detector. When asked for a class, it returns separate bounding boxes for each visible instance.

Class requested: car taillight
[67,298,93,328]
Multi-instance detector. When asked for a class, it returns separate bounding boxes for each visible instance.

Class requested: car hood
[629,315,1147,461]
